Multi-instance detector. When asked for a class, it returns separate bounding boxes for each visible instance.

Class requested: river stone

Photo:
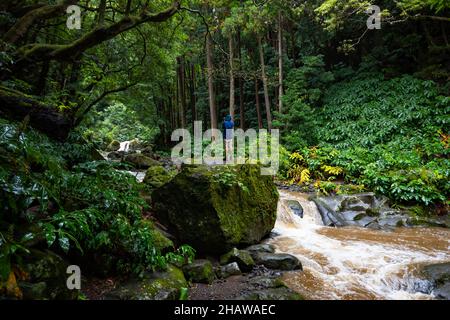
[124,153,160,169]
[422,262,450,300]
[106,265,187,300]
[107,150,124,160]
[216,262,242,279]
[246,244,275,254]
[182,259,215,284]
[341,211,365,221]
[286,200,303,218]
[20,249,78,300]
[253,252,302,271]
[220,248,255,272]
[143,165,176,190]
[152,164,279,254]
[355,215,377,227]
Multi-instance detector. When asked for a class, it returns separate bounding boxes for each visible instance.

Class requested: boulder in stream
[124,153,160,169]
[252,252,302,271]
[422,262,450,300]
[312,193,412,229]
[152,164,279,254]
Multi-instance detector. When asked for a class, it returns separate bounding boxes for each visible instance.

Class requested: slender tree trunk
[254,77,263,129]
[257,35,272,130]
[237,30,245,130]
[177,56,186,128]
[228,35,235,119]
[206,33,217,130]
[189,63,197,122]
[278,12,283,113]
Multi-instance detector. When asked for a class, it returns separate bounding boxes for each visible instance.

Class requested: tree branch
[3,0,79,45]
[74,82,139,126]
[17,1,181,62]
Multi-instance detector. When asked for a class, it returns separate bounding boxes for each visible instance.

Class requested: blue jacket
[223,116,234,140]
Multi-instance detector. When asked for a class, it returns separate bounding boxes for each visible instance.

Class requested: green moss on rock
[124,153,160,169]
[182,259,215,284]
[106,265,187,300]
[152,164,279,254]
[143,165,176,190]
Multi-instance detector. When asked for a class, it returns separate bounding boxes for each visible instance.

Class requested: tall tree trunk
[278,12,283,113]
[257,35,272,130]
[177,56,186,128]
[237,30,245,130]
[206,33,217,131]
[228,35,235,119]
[189,63,197,123]
[254,77,263,129]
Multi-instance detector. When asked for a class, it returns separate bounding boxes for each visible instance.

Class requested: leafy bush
[279,70,449,206]
[82,102,158,148]
[0,119,193,287]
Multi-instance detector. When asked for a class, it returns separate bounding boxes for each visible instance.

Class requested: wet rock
[20,249,78,300]
[236,274,302,300]
[124,153,160,169]
[433,282,450,300]
[312,193,436,230]
[183,260,215,284]
[152,164,279,254]
[143,165,176,190]
[216,262,242,279]
[220,248,255,272]
[253,252,302,271]
[246,244,275,255]
[106,265,187,300]
[355,215,377,227]
[422,262,450,300]
[341,211,365,221]
[286,200,303,218]
[341,196,371,211]
[107,150,125,160]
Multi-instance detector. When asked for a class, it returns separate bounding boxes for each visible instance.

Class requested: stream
[269,189,450,300]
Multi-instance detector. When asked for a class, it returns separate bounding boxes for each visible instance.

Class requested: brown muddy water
[268,190,450,300]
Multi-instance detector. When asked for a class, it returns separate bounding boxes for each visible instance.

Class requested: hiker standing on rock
[223,114,234,163]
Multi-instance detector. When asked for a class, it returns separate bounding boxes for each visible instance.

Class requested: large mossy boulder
[124,153,160,169]
[18,249,78,300]
[152,164,279,254]
[106,265,187,300]
[143,165,176,190]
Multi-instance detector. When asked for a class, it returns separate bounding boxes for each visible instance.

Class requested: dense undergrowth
[0,119,194,297]
[277,58,449,208]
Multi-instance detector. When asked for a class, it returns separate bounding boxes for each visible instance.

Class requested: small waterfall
[119,141,131,152]
[269,189,450,300]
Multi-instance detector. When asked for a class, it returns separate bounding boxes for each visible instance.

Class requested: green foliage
[280,69,449,206]
[0,119,194,281]
[82,102,158,148]
[274,55,334,150]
